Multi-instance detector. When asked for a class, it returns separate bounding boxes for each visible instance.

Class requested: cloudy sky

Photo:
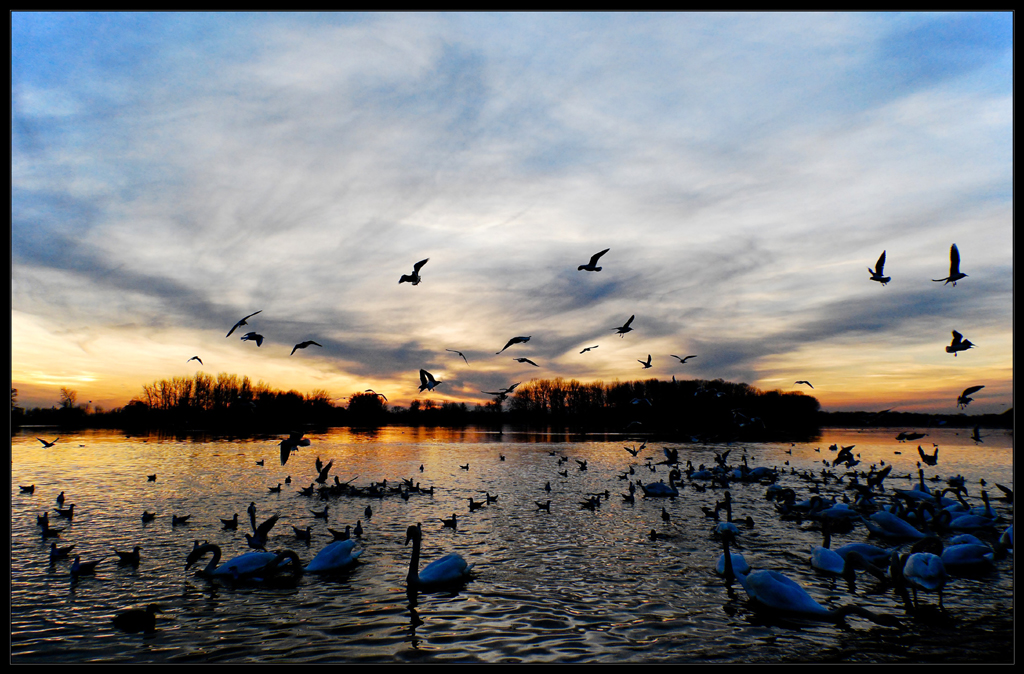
[11,12,1013,414]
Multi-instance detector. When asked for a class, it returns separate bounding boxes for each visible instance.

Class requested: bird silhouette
[291,340,322,355]
[612,315,634,337]
[112,604,163,634]
[514,357,539,367]
[240,332,264,347]
[446,349,469,364]
[578,248,610,272]
[496,336,531,354]
[868,250,891,285]
[37,437,60,448]
[638,354,652,369]
[226,310,262,337]
[579,345,599,354]
[364,389,388,402]
[671,354,696,363]
[399,258,429,285]
[795,380,814,389]
[945,330,974,356]
[418,369,443,392]
[956,385,984,409]
[933,243,967,286]
[187,356,203,365]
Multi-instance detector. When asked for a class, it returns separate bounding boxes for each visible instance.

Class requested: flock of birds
[21,423,1013,639]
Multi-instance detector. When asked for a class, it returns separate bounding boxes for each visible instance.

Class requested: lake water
[11,426,1014,663]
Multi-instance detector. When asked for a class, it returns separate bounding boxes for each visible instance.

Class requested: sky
[11,12,1014,415]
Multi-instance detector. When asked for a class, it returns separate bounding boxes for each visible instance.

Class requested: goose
[945,330,974,357]
[932,243,967,286]
[418,369,443,392]
[956,385,984,409]
[306,539,363,573]
[114,545,142,566]
[496,336,531,354]
[240,332,264,346]
[868,250,891,285]
[221,513,239,530]
[112,604,163,634]
[186,542,295,580]
[670,354,697,364]
[638,354,652,369]
[612,315,634,337]
[226,310,262,337]
[399,258,429,285]
[71,555,102,577]
[404,524,474,590]
[290,340,322,355]
[37,437,60,448]
[187,355,203,365]
[577,248,609,272]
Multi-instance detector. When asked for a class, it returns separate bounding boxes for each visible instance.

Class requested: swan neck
[407,533,421,586]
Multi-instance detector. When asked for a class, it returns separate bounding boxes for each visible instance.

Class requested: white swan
[864,511,929,541]
[716,526,750,578]
[901,551,947,609]
[306,539,363,573]
[185,542,291,579]
[405,524,473,589]
[735,568,900,625]
[810,524,847,576]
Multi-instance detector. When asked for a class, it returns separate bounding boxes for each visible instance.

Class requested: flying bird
[240,332,264,347]
[291,340,322,355]
[671,355,696,363]
[364,389,388,402]
[638,355,652,369]
[579,345,599,354]
[578,248,610,272]
[932,243,967,286]
[37,437,60,448]
[226,310,262,338]
[496,336,531,354]
[956,385,984,409]
[514,357,539,367]
[481,382,521,401]
[612,315,634,337]
[446,349,469,364]
[187,356,203,365]
[399,258,429,285]
[795,381,814,389]
[868,250,891,285]
[418,369,443,392]
[945,330,974,356]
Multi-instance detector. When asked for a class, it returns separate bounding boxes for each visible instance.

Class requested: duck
[114,545,142,566]
[306,539,363,573]
[186,542,295,580]
[404,524,474,590]
[112,604,163,634]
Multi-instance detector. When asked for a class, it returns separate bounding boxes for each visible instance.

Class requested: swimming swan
[735,568,900,626]
[306,539,363,573]
[185,542,293,579]
[405,524,474,589]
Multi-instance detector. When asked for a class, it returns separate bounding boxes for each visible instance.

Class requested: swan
[716,526,750,579]
[404,524,474,590]
[112,604,163,634]
[306,539,363,573]
[735,568,900,625]
[186,542,294,579]
[810,523,847,576]
[640,475,679,498]
[864,511,929,541]
[901,551,947,609]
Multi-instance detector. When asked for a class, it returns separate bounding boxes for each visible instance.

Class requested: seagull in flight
[291,340,322,355]
[579,345,599,354]
[37,437,60,448]
[226,310,262,338]
[418,369,443,392]
[795,380,814,389]
[578,248,610,272]
[638,354,652,369]
[446,349,469,364]
[868,250,891,285]
[187,356,203,365]
[946,330,974,356]
[933,243,967,286]
[364,389,388,402]
[240,332,264,347]
[514,357,539,367]
[497,336,531,354]
[956,385,984,409]
[399,258,429,285]
[481,382,521,401]
[670,354,696,364]
[612,315,634,337]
